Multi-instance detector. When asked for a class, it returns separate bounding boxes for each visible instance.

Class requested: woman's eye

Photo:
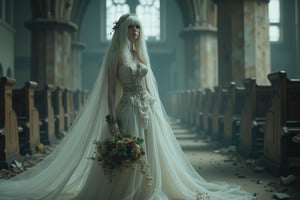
[128,25,140,29]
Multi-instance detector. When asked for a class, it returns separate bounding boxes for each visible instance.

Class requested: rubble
[280,174,297,185]
[273,192,291,199]
[0,141,60,180]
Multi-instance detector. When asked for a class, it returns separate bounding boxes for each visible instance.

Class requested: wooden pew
[238,78,272,158]
[0,77,21,168]
[264,71,300,175]
[189,90,198,127]
[35,84,56,145]
[195,89,205,131]
[211,86,228,140]
[83,89,89,103]
[52,87,65,138]
[73,89,83,117]
[174,91,179,119]
[168,91,177,118]
[186,90,193,126]
[13,81,40,155]
[62,88,73,130]
[179,90,186,123]
[202,88,214,134]
[180,90,189,125]
[175,90,183,122]
[223,82,245,145]
[211,86,221,139]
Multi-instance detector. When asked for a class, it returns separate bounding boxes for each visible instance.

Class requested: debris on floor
[273,192,291,199]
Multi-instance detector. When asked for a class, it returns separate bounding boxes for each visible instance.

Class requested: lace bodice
[118,63,147,86]
[117,63,148,96]
[117,63,154,129]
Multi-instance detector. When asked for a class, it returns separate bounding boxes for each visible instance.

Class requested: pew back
[13,81,40,155]
[35,84,55,144]
[223,82,245,145]
[239,78,272,157]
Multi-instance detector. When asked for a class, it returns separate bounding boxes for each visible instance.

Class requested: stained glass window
[106,0,160,41]
[268,0,281,42]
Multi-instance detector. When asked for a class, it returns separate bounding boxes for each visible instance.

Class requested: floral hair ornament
[110,13,135,34]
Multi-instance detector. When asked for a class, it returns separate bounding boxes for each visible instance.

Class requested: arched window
[105,0,130,39]
[136,0,160,41]
[268,0,281,42]
[105,0,160,41]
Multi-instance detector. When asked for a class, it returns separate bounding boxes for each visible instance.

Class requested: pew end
[0,77,21,169]
[263,71,300,176]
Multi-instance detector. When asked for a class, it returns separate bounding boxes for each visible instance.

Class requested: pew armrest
[18,126,23,133]
[292,134,300,143]
[282,126,300,136]
[232,115,240,125]
[41,118,49,123]
[252,118,266,126]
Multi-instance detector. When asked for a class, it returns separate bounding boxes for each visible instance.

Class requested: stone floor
[171,120,300,200]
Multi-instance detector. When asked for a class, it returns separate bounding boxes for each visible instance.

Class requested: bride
[0,14,254,200]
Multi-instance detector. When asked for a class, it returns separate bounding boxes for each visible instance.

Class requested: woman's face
[127,23,140,43]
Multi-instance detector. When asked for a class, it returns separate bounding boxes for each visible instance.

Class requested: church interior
[0,0,300,199]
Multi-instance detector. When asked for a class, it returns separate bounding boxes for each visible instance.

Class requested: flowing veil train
[0,14,255,200]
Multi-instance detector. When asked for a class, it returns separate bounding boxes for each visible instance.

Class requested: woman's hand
[110,123,120,136]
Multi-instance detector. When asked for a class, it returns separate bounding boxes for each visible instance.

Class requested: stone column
[215,0,270,86]
[180,26,218,90]
[25,0,77,89]
[179,0,218,90]
[70,41,85,89]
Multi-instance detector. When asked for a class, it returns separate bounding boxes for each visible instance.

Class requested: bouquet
[91,132,152,184]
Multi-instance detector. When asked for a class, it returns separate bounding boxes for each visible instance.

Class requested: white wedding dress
[0,62,254,200]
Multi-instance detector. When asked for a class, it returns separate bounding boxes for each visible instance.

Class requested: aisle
[170,120,299,200]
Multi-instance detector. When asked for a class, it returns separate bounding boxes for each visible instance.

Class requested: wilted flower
[122,137,130,144]
[116,141,124,149]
